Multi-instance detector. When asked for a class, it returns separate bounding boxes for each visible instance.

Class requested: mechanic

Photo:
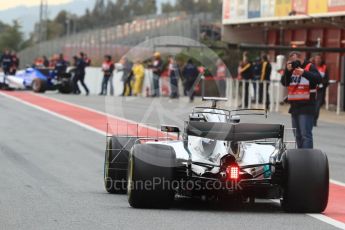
[259,54,272,110]
[55,53,68,76]
[151,52,163,97]
[1,49,13,76]
[120,57,133,97]
[73,55,89,96]
[10,51,20,75]
[252,57,262,101]
[182,59,199,103]
[168,55,180,99]
[99,55,114,96]
[216,58,227,97]
[281,51,321,149]
[238,57,253,108]
[34,57,44,68]
[81,52,91,67]
[43,56,50,67]
[312,54,329,127]
[49,54,59,68]
[132,60,145,97]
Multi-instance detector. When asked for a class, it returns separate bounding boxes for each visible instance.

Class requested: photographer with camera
[281,51,321,149]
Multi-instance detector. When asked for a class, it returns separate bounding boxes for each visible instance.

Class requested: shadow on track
[106,194,283,214]
[170,197,283,214]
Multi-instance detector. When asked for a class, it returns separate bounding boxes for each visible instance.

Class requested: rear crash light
[226,165,239,180]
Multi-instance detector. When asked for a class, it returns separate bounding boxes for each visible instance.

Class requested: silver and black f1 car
[104,98,329,213]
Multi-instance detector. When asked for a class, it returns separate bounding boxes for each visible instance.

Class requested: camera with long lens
[290,60,302,70]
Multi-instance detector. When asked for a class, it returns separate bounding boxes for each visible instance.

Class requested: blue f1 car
[0,67,74,94]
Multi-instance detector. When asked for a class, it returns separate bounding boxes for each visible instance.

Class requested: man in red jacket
[99,55,114,96]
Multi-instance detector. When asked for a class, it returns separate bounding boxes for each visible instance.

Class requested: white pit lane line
[271,199,345,230]
[1,91,345,230]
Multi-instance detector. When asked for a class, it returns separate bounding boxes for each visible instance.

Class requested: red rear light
[226,165,239,180]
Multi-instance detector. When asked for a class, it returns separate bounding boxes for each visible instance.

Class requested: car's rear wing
[185,121,284,142]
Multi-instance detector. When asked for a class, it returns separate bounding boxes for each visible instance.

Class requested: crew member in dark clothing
[99,55,115,96]
[182,59,200,102]
[312,54,329,127]
[239,58,253,108]
[168,56,180,99]
[70,56,80,94]
[120,57,133,96]
[281,51,321,149]
[1,49,13,75]
[10,51,20,75]
[43,56,50,67]
[1,49,12,85]
[73,55,89,96]
[72,56,81,94]
[55,53,68,75]
[151,52,163,97]
[259,54,272,109]
[81,52,91,67]
[252,57,261,100]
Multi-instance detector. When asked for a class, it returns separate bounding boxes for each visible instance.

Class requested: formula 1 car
[0,67,73,94]
[104,97,329,213]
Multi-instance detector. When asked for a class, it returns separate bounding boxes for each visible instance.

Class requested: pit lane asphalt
[46,93,345,183]
[0,93,343,230]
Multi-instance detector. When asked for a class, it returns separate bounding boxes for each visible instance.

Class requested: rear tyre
[281,149,329,213]
[58,80,73,94]
[32,78,47,93]
[104,136,136,194]
[0,82,8,90]
[128,144,176,209]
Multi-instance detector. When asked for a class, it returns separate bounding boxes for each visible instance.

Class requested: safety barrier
[223,78,343,115]
[225,78,280,112]
[81,69,343,115]
[325,80,342,115]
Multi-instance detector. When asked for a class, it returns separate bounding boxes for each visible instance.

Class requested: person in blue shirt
[150,52,163,97]
[182,59,200,102]
[55,53,68,75]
